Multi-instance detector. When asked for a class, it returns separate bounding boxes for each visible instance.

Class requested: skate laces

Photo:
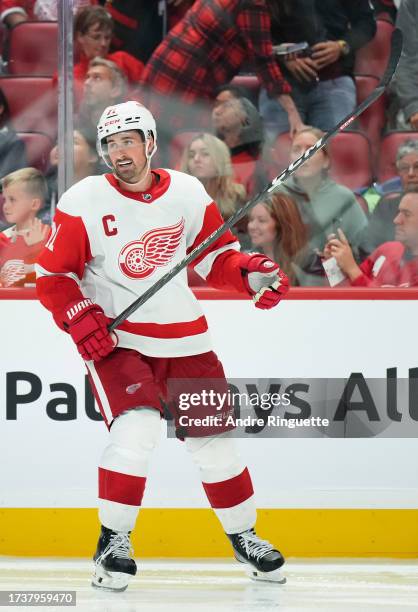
[238,529,275,562]
[96,532,133,565]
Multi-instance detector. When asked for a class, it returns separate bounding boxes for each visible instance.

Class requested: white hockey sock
[98,407,161,532]
[185,431,256,534]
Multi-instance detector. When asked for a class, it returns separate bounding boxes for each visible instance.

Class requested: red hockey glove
[62,298,115,361]
[240,253,289,310]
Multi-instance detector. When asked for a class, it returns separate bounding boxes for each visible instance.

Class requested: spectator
[247,193,308,284]
[277,126,368,285]
[0,167,49,287]
[180,133,246,221]
[0,87,27,181]
[392,0,418,130]
[214,83,257,108]
[77,57,127,141]
[323,192,418,287]
[41,127,99,224]
[73,6,144,101]
[212,96,267,197]
[0,0,97,27]
[260,0,376,140]
[361,140,418,253]
[180,132,250,253]
[141,0,304,152]
[103,0,194,64]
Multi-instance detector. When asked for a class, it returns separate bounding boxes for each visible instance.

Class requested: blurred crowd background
[2,0,418,289]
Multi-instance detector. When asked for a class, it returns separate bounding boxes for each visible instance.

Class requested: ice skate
[92,525,137,591]
[228,528,286,583]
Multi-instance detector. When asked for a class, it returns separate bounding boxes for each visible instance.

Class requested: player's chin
[115,167,137,182]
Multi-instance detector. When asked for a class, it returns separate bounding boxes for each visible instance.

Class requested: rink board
[1,292,418,556]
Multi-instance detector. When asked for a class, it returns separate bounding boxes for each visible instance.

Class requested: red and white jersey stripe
[36,169,246,357]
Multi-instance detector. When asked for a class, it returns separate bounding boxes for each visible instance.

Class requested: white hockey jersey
[36,169,247,357]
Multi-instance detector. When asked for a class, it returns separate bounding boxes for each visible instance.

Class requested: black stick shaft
[109,29,402,333]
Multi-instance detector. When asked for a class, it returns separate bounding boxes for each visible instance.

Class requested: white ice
[1,558,418,612]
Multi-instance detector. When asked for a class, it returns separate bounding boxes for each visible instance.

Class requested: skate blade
[244,565,286,584]
[91,565,132,592]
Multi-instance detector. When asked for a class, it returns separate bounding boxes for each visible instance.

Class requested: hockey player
[35,101,289,591]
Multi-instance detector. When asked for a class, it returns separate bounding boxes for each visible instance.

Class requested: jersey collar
[105,169,171,203]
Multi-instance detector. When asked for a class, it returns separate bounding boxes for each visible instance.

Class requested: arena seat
[354,19,395,78]
[0,77,57,138]
[7,21,58,76]
[169,131,200,169]
[271,131,373,190]
[355,75,387,166]
[329,131,373,190]
[377,131,418,182]
[18,132,53,173]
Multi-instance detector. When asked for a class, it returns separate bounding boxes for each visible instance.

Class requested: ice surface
[0,558,418,611]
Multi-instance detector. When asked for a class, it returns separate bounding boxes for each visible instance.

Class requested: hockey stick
[109,28,402,332]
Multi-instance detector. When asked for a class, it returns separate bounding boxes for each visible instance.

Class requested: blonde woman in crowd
[180,132,247,221]
[181,132,249,285]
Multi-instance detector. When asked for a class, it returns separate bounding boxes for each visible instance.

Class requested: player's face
[187,139,217,180]
[290,131,329,180]
[106,130,149,184]
[397,152,418,193]
[393,193,418,249]
[84,66,115,105]
[76,22,112,60]
[2,183,39,226]
[248,202,277,248]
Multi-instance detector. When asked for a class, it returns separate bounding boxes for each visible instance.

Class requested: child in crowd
[0,168,50,288]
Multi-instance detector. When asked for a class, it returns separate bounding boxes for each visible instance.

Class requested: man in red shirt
[324,192,418,287]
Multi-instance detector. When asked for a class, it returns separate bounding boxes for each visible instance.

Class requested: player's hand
[62,298,115,361]
[240,253,289,309]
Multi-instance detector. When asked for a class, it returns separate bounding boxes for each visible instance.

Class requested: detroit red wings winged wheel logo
[118,218,185,279]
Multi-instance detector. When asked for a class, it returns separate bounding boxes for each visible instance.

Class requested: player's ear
[146,137,155,156]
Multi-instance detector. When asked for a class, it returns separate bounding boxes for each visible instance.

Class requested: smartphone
[273,42,310,57]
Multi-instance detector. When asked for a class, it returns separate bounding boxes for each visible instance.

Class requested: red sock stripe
[202,467,254,509]
[99,467,146,507]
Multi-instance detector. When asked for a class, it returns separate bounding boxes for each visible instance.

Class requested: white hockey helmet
[97,101,157,168]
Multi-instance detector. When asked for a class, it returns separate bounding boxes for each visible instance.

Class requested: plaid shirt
[141,0,291,102]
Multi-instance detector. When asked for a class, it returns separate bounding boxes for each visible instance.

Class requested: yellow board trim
[1,509,418,557]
